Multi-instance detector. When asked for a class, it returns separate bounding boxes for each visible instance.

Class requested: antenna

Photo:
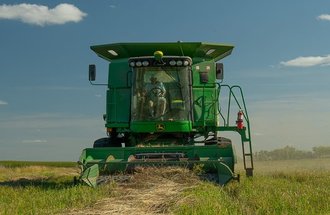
[177,41,185,56]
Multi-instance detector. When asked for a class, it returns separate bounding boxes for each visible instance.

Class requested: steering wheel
[150,87,164,97]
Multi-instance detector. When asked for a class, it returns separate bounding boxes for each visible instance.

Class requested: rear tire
[93,136,123,148]
[93,137,111,148]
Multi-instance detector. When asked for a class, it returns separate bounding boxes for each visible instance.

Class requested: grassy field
[176,169,330,215]
[0,161,76,168]
[0,159,329,215]
[0,163,115,215]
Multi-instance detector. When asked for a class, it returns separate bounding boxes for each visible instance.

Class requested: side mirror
[216,63,224,80]
[89,64,96,81]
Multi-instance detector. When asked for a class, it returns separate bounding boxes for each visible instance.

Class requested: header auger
[77,42,253,187]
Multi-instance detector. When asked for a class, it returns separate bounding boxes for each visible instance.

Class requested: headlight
[142,61,149,66]
[129,61,135,67]
[136,61,142,67]
[169,60,176,66]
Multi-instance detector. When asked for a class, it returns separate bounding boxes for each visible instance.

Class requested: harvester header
[77,41,253,187]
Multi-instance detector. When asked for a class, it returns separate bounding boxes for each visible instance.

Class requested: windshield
[131,66,191,121]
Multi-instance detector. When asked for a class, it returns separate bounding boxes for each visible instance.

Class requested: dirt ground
[66,167,201,215]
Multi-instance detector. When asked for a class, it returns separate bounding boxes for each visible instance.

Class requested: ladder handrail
[217,84,248,123]
[217,84,251,141]
[217,84,254,174]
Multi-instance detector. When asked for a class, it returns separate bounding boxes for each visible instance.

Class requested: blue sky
[0,0,330,161]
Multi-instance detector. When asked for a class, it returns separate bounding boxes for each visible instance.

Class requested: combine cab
[78,42,253,187]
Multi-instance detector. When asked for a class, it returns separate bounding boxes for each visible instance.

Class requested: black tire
[93,137,111,148]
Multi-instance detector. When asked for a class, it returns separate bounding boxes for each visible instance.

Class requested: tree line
[254,146,330,161]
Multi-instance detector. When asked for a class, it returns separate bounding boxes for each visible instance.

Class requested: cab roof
[90,42,234,62]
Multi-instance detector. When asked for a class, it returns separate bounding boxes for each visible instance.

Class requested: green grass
[174,172,330,215]
[0,159,329,215]
[173,159,330,215]
[0,160,76,168]
[175,172,330,215]
[0,164,115,215]
[0,182,114,215]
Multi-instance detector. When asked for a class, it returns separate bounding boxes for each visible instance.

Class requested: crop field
[0,159,329,215]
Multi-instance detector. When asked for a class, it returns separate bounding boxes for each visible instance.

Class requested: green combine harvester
[77,42,253,187]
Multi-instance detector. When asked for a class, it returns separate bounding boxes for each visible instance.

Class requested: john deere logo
[156,123,165,131]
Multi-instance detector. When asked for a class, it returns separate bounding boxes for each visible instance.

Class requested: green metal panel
[80,164,99,187]
[108,59,130,87]
[190,60,218,129]
[130,121,192,133]
[106,59,131,128]
[191,61,216,87]
[193,88,218,127]
[106,88,130,126]
[91,42,234,62]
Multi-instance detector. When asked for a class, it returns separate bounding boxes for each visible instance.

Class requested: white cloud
[280,55,330,67]
[0,100,8,105]
[317,14,330,21]
[0,3,87,26]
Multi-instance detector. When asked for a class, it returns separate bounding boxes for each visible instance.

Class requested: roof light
[183,60,189,66]
[206,49,215,55]
[136,61,142,67]
[129,61,135,67]
[176,60,183,66]
[108,50,118,56]
[169,60,176,66]
[142,61,149,66]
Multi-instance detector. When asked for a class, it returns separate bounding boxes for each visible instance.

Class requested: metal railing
[217,84,254,176]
